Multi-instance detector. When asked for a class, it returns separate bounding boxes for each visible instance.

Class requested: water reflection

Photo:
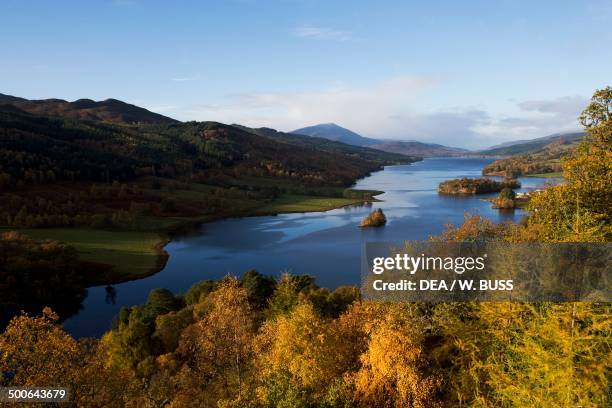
[105,286,117,305]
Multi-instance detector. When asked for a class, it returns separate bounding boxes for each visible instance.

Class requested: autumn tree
[0,308,141,407]
[256,302,348,406]
[172,277,256,406]
[527,86,612,241]
[348,303,441,408]
[0,308,83,389]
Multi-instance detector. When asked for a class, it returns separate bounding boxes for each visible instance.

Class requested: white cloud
[467,95,587,147]
[389,110,492,148]
[518,95,588,117]
[292,25,351,41]
[181,75,435,132]
[172,77,586,149]
[472,115,582,148]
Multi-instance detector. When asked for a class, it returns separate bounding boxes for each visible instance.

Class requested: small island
[491,187,517,209]
[438,177,520,195]
[360,208,387,228]
[488,188,537,210]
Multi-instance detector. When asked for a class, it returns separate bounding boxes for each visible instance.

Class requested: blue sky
[2,0,611,148]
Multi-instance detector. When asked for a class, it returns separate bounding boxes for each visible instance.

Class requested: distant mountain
[0,93,178,125]
[233,125,419,164]
[369,141,469,157]
[291,123,468,157]
[478,132,585,156]
[291,123,379,146]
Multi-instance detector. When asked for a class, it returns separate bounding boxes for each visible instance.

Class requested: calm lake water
[63,157,559,337]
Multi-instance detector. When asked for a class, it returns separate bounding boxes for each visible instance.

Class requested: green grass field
[4,228,165,284]
[255,194,371,213]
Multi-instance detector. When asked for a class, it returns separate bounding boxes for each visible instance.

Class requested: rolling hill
[481,133,584,177]
[478,132,585,156]
[0,93,178,125]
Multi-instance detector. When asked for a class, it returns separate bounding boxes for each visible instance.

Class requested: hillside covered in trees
[477,131,584,156]
[482,133,584,178]
[0,87,609,407]
[0,104,414,234]
[0,104,413,190]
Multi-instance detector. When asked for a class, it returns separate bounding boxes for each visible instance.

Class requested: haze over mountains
[369,141,469,157]
[289,121,585,177]
[291,122,584,158]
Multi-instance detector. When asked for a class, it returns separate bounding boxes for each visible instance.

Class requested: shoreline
[86,190,386,288]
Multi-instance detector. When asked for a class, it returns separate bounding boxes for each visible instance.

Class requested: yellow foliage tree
[527,86,612,242]
[172,277,255,407]
[255,302,349,406]
[348,303,441,408]
[0,308,83,389]
[0,308,140,407]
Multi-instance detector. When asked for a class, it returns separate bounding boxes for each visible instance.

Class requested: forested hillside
[482,135,580,177]
[0,105,416,231]
[0,93,178,124]
[0,107,411,188]
[480,132,586,177]
[478,131,584,156]
[234,124,418,163]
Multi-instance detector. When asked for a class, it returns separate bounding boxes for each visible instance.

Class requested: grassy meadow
[254,194,373,214]
[3,228,165,285]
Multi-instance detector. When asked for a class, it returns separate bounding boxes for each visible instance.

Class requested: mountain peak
[291,123,378,146]
[290,123,471,156]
